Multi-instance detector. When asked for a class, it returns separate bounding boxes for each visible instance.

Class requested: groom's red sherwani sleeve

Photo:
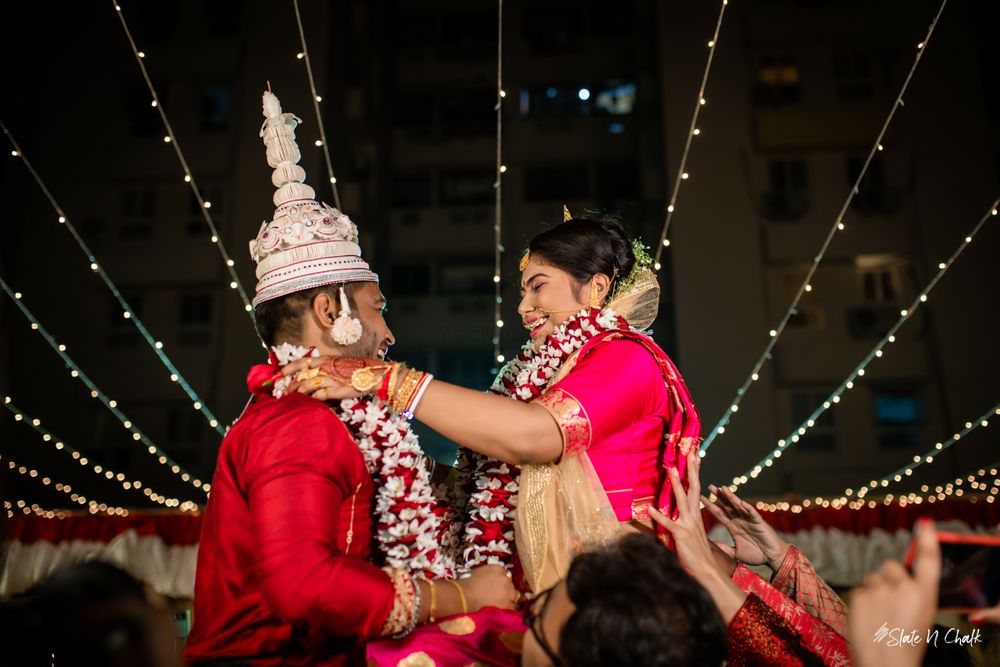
[186,390,397,666]
[246,400,396,638]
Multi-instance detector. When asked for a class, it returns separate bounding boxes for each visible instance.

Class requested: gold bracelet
[386,362,402,400]
[391,369,423,413]
[428,579,437,624]
[448,579,468,615]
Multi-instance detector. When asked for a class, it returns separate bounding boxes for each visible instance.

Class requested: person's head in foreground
[0,561,174,667]
[520,532,728,667]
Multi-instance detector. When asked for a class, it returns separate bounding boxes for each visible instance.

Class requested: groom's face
[336,282,395,360]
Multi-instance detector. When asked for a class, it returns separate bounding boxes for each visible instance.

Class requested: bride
[285,211,702,594]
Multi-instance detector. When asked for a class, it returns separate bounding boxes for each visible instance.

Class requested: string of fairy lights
[3,395,198,511]
[735,402,998,511]
[493,0,507,367]
[1,277,210,497]
[3,452,98,512]
[842,401,1000,501]
[721,198,999,489]
[5,500,67,520]
[653,0,730,268]
[292,0,341,210]
[751,457,1000,514]
[1,123,225,437]
[110,0,255,322]
[752,462,999,514]
[701,0,950,452]
[1,451,125,516]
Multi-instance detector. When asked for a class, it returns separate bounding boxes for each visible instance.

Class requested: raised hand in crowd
[704,483,790,571]
[648,452,748,623]
[847,518,941,667]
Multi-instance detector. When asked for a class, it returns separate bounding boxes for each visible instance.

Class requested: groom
[184,91,513,667]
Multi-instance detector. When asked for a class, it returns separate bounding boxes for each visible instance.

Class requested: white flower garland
[458,307,628,570]
[269,345,457,579]
[336,398,458,579]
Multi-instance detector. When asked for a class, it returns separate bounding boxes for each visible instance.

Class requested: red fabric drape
[5,513,202,545]
[4,499,997,548]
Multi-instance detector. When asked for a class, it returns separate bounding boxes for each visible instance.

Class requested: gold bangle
[391,369,423,413]
[386,363,402,400]
[448,579,468,615]
[387,367,407,410]
[428,579,437,624]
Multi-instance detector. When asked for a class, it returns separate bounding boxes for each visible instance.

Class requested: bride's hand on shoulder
[279,355,381,402]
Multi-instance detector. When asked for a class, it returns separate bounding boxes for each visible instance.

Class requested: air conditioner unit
[760,192,809,221]
[851,188,901,217]
[845,305,897,339]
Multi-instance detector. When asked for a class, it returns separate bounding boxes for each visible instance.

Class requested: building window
[846,156,899,216]
[120,190,156,239]
[857,258,904,304]
[780,272,825,329]
[392,173,433,209]
[107,292,144,348]
[754,55,801,105]
[178,292,214,346]
[440,262,493,296]
[520,81,635,118]
[391,264,431,296]
[790,390,836,450]
[200,85,232,132]
[847,256,905,338]
[874,390,923,449]
[524,165,589,202]
[760,159,809,220]
[593,81,636,115]
[519,85,588,118]
[440,170,495,206]
[833,51,874,100]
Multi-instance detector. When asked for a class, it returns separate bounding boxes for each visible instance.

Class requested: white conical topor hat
[249,90,376,306]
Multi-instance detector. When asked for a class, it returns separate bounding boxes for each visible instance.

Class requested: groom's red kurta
[185,370,395,666]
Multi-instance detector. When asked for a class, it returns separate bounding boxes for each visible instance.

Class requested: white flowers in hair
[332,285,363,345]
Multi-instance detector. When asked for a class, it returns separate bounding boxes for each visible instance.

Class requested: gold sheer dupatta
[515,452,621,592]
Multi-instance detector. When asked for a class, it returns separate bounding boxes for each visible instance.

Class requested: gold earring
[589,281,602,308]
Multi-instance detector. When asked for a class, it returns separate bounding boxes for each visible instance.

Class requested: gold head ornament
[521,204,573,272]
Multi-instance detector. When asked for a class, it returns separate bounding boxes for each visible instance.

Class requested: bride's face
[518,255,588,348]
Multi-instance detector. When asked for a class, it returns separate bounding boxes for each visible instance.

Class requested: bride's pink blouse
[534,331,701,522]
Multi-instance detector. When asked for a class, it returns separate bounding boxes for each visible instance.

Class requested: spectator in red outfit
[650,452,851,666]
